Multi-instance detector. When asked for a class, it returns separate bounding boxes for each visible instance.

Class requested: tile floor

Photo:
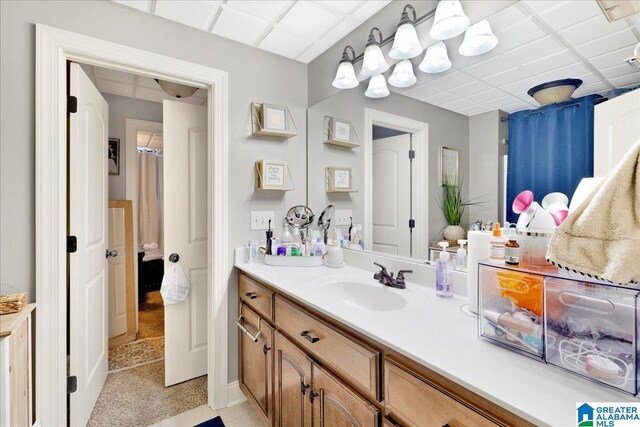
[150,400,263,427]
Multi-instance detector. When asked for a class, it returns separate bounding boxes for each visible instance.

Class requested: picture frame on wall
[108,138,120,175]
[326,166,353,192]
[333,119,352,142]
[440,146,459,186]
[256,159,288,190]
[262,104,288,132]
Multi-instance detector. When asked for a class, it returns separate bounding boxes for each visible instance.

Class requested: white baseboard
[226,381,246,407]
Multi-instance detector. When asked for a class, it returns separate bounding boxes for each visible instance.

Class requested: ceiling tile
[112,0,151,12]
[316,1,364,15]
[558,13,629,46]
[137,76,161,89]
[276,1,341,40]
[588,44,638,69]
[482,95,523,110]
[600,63,640,79]
[448,80,493,97]
[134,86,167,103]
[609,73,640,88]
[422,91,460,105]
[402,83,443,100]
[225,1,292,22]
[501,101,534,113]
[572,81,610,98]
[96,78,135,98]
[439,98,477,111]
[487,3,531,34]
[259,28,311,59]
[318,19,359,48]
[491,18,547,54]
[212,7,269,45]
[574,28,639,58]
[575,72,601,85]
[297,41,334,63]
[154,1,220,30]
[466,88,510,104]
[519,50,578,76]
[521,0,558,14]
[458,105,493,116]
[94,67,136,83]
[351,0,392,21]
[536,0,602,32]
[429,71,476,91]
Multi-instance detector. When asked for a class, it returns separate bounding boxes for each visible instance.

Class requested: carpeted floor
[108,336,165,372]
[138,290,164,339]
[87,361,208,427]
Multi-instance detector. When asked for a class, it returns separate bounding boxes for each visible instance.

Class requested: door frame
[36,24,229,426]
[363,108,429,260]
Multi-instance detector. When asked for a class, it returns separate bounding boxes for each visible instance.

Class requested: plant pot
[443,225,466,241]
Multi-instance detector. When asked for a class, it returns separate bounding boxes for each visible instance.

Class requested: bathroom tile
[159,404,218,427]
[218,400,254,422]
[223,410,264,427]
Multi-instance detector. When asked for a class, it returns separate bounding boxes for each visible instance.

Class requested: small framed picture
[256,160,288,190]
[108,138,120,175]
[262,104,288,132]
[333,119,352,142]
[326,167,353,192]
[440,146,459,186]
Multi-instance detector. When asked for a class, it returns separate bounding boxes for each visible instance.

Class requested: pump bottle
[455,239,467,271]
[436,242,453,298]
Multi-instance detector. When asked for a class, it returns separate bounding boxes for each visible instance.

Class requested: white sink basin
[318,281,407,312]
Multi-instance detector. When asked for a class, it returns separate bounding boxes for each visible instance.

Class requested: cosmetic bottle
[280,221,292,256]
[436,242,453,298]
[356,224,364,248]
[489,223,505,263]
[350,226,363,250]
[505,236,520,265]
[455,239,467,271]
[270,238,278,256]
[248,240,259,263]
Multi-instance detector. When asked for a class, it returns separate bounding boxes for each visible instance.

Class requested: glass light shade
[429,0,470,40]
[332,61,359,89]
[388,60,417,88]
[365,74,390,98]
[155,79,198,98]
[458,20,498,56]
[389,23,423,60]
[360,44,390,77]
[419,42,452,74]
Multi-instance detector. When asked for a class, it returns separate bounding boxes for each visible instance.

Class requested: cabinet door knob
[300,382,310,395]
[262,344,270,355]
[309,390,319,403]
[245,292,258,300]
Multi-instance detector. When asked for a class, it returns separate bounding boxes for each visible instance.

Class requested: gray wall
[0,0,308,382]
[308,87,470,245]
[103,93,163,200]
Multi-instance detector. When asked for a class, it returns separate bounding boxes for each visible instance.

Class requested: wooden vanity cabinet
[239,303,274,424]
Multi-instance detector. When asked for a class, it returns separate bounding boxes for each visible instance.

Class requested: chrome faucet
[373,263,412,289]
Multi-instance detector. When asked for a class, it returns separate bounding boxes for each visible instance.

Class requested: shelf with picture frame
[251,102,298,139]
[255,159,294,191]
[323,116,360,148]
[325,166,357,193]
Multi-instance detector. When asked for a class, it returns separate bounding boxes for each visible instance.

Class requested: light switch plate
[250,211,275,231]
[334,210,352,226]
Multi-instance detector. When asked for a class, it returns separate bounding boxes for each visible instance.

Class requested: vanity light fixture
[360,27,389,77]
[154,79,198,98]
[365,74,390,98]
[419,41,451,73]
[388,59,417,88]
[429,0,470,41]
[458,19,498,56]
[332,46,359,89]
[389,4,423,60]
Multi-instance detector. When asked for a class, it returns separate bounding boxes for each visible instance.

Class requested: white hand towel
[160,262,190,304]
[546,140,640,284]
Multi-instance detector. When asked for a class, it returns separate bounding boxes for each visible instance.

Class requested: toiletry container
[467,231,492,313]
[516,229,552,266]
[479,262,545,359]
[436,242,453,298]
[544,276,639,395]
[488,223,506,262]
[455,239,467,271]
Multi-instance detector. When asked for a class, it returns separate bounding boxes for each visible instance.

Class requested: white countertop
[235,256,638,427]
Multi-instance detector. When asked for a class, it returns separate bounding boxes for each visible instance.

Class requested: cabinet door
[311,364,379,427]
[239,304,273,422]
[274,331,313,427]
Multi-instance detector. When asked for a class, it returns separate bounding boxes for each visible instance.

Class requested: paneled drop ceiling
[111,0,391,63]
[393,0,640,115]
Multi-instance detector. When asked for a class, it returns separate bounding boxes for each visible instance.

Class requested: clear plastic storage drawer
[544,277,639,395]
[479,263,545,359]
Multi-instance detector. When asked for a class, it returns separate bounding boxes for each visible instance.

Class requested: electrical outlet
[250,211,275,231]
[334,210,352,226]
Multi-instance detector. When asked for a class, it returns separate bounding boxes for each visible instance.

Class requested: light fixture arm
[366,27,384,47]
[399,4,417,26]
[340,45,356,63]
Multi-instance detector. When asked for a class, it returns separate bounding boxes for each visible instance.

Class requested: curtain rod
[352,7,437,64]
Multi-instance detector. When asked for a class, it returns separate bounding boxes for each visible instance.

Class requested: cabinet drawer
[239,273,274,320]
[385,360,498,427]
[275,296,379,401]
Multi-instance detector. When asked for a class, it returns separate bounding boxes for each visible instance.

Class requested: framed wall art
[440,146,459,186]
[108,137,120,175]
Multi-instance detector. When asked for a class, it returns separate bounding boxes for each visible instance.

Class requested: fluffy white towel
[546,140,640,284]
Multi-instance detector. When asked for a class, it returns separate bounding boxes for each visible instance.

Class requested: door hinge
[67,95,77,113]
[67,375,78,394]
[408,149,415,159]
[67,235,77,253]
[409,219,415,229]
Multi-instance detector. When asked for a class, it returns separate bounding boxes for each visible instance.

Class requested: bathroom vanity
[234,254,636,427]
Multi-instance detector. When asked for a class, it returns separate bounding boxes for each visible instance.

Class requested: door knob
[169,253,180,263]
[105,249,118,258]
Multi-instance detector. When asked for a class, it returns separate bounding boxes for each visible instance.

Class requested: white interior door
[163,100,208,386]
[594,88,640,176]
[372,134,411,256]
[69,63,109,426]
[108,206,127,338]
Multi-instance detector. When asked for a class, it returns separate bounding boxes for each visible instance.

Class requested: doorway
[35,25,229,427]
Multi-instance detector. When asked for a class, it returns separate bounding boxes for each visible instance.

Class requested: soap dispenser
[455,239,467,272]
[436,242,453,298]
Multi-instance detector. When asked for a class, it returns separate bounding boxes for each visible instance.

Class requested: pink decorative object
[550,210,569,226]
[513,190,534,214]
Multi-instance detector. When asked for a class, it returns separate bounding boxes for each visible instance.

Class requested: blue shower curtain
[506,95,599,224]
